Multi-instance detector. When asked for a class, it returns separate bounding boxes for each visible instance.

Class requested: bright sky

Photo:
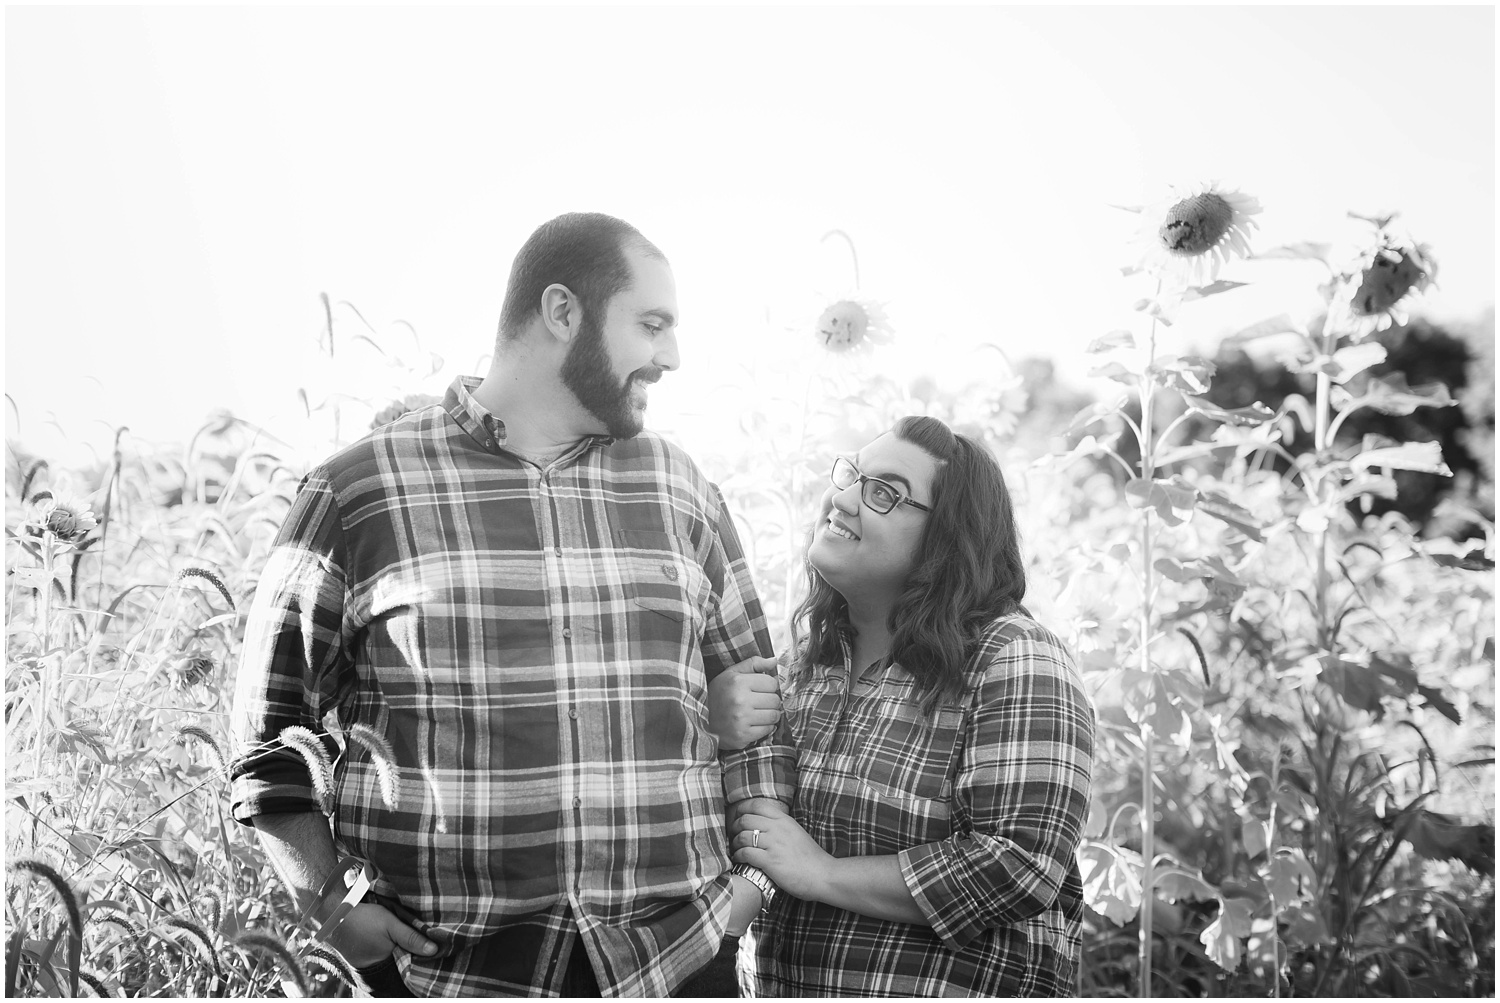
[5,5,1494,470]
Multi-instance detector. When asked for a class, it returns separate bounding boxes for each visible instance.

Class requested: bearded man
[230,213,789,996]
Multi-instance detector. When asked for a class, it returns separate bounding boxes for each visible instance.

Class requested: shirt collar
[443,375,615,457]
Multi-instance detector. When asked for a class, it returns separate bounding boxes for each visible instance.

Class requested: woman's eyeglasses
[830,456,931,515]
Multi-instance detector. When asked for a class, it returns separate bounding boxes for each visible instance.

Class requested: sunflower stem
[820,229,861,290]
[1136,281,1162,999]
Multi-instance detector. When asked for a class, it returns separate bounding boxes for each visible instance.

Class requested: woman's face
[808,431,939,608]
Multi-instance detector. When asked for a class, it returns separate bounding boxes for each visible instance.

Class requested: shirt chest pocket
[854,701,966,803]
[618,529,711,635]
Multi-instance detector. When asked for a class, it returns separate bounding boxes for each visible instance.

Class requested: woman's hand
[731,802,830,902]
[706,656,781,750]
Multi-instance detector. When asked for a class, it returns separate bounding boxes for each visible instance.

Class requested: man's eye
[644,323,662,335]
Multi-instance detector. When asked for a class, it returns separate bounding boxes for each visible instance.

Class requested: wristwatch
[731,863,778,912]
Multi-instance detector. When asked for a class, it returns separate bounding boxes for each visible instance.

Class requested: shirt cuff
[229,754,325,824]
[899,839,988,952]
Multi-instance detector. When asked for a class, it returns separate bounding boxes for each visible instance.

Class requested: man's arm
[699,484,797,808]
[229,473,433,966]
[252,812,438,968]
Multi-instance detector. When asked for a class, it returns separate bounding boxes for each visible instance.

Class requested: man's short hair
[497,213,666,342]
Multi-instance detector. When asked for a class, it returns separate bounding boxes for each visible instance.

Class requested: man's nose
[655,330,680,372]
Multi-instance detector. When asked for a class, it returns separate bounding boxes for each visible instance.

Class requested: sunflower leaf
[1181,280,1249,301]
[1149,356,1216,395]
[1183,396,1276,427]
[1253,242,1334,265]
[1087,330,1136,354]
[1343,374,1457,416]
[1125,476,1198,525]
[1088,361,1138,387]
[1224,313,1310,348]
[1352,441,1452,477]
[1330,343,1387,383]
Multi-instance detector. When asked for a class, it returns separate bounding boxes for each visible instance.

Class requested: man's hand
[706,656,780,750]
[325,902,440,969]
[725,874,763,938]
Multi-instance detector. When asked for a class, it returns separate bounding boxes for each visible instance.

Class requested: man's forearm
[250,811,343,916]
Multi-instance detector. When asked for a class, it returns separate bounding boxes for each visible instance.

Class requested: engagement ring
[751,829,762,849]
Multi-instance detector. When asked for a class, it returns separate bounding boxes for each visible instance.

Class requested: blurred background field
[4,6,1494,997]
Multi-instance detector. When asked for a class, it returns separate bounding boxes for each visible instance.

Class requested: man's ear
[540,283,579,344]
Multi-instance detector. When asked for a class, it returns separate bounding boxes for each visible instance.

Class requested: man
[230,213,790,996]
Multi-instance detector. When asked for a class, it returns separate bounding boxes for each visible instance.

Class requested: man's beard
[560,310,661,439]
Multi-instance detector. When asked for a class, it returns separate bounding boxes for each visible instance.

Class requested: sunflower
[26,493,98,544]
[813,295,894,355]
[1128,181,1263,289]
[1325,221,1437,340]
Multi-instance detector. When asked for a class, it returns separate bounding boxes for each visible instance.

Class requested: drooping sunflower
[1128,181,1263,289]
[1326,220,1437,339]
[813,295,895,356]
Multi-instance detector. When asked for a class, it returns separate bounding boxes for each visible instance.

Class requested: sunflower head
[1328,220,1437,339]
[814,297,894,355]
[168,654,218,692]
[1130,182,1262,288]
[26,493,98,544]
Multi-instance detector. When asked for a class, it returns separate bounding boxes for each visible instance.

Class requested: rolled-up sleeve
[698,483,796,806]
[897,627,1095,951]
[229,472,354,823]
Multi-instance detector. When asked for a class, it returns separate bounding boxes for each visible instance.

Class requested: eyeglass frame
[829,455,932,515]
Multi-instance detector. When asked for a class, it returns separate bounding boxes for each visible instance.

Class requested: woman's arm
[732,805,928,925]
[733,623,1094,946]
[898,624,1095,950]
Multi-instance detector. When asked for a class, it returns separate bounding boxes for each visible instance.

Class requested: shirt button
[572,797,582,809]
[562,628,572,639]
[555,546,563,556]
[661,563,678,581]
[568,708,579,720]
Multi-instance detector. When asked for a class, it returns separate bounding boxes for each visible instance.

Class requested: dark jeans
[352,931,739,997]
[355,954,414,997]
[674,934,741,998]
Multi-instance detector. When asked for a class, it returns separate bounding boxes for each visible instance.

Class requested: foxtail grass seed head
[77,970,114,998]
[176,725,229,778]
[8,857,84,944]
[233,930,312,998]
[301,942,362,991]
[161,915,223,979]
[278,725,336,815]
[348,723,401,809]
[175,567,236,609]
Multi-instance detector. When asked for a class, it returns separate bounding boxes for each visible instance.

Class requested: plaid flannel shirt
[742,615,1095,997]
[230,376,794,997]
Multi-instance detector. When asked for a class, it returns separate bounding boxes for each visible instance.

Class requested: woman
[727,416,1095,997]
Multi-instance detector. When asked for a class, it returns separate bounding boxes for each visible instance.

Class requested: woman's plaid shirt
[229,377,793,997]
[742,616,1095,997]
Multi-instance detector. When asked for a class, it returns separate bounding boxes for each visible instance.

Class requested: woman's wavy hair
[792,415,1026,711]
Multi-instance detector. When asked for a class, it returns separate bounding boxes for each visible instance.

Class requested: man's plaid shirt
[230,377,793,997]
[742,615,1095,997]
